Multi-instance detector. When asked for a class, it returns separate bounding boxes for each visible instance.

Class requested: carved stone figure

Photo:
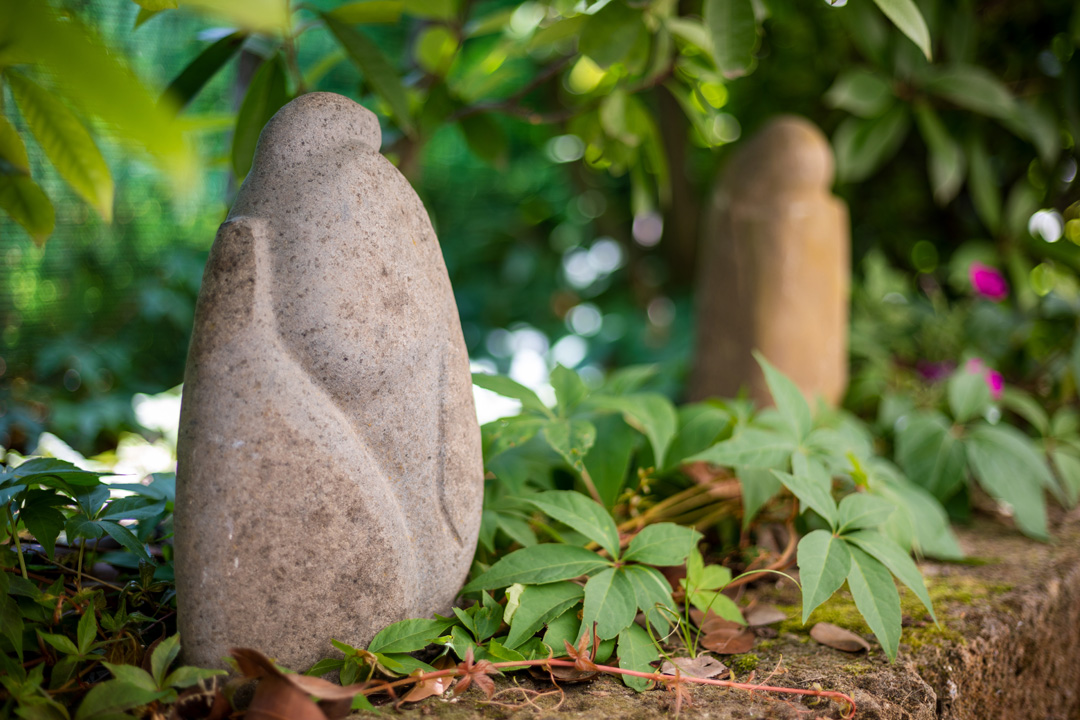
[174,93,483,670]
[691,115,850,406]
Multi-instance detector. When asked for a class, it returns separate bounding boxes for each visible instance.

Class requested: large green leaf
[895,411,967,500]
[965,424,1052,540]
[525,490,620,559]
[868,465,963,560]
[843,530,935,622]
[324,13,413,133]
[472,373,552,418]
[833,105,910,183]
[914,104,965,206]
[0,115,29,172]
[824,69,894,118]
[7,70,113,221]
[664,404,730,471]
[75,677,168,720]
[622,564,675,636]
[797,530,851,624]
[579,1,646,69]
[367,617,455,653]
[592,393,678,469]
[180,0,289,33]
[2,2,194,190]
[231,53,289,179]
[551,364,588,416]
[689,428,795,469]
[946,366,991,423]
[99,521,153,563]
[150,634,181,687]
[162,31,247,109]
[920,65,1015,120]
[543,418,597,475]
[329,0,404,24]
[836,493,895,533]
[774,465,837,528]
[18,490,67,559]
[581,567,637,640]
[622,523,701,567]
[845,545,902,662]
[617,623,659,691]
[871,0,931,60]
[504,581,584,649]
[754,352,812,441]
[582,414,637,507]
[1051,449,1080,508]
[462,544,610,592]
[703,0,758,79]
[738,466,783,528]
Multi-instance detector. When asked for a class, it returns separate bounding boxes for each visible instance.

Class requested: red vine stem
[361,658,857,719]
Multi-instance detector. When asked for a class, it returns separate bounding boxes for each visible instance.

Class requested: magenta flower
[965,357,1004,400]
[969,262,1009,301]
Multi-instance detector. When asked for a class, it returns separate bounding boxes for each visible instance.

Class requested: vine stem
[7,508,28,580]
[359,658,857,719]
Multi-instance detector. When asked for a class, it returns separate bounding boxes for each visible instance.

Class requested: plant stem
[76,540,84,594]
[7,508,28,580]
[578,467,604,506]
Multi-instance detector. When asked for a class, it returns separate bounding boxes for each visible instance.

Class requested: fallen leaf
[232,648,370,720]
[809,623,871,653]
[744,604,787,627]
[400,656,454,704]
[700,628,755,654]
[453,647,498,700]
[659,655,728,679]
[690,608,746,633]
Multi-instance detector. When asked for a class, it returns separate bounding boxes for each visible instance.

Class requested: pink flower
[966,357,1004,400]
[969,262,1008,301]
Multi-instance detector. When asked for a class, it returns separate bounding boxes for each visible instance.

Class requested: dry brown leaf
[689,608,746,634]
[659,655,728,679]
[453,647,499,700]
[744,604,787,627]
[700,627,755,654]
[400,656,454,704]
[231,648,370,720]
[809,623,872,653]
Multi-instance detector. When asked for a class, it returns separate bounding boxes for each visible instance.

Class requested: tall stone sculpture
[174,93,483,670]
[691,115,850,407]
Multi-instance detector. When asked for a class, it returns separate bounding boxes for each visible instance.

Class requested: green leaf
[999,388,1049,436]
[472,373,552,417]
[18,493,66,559]
[305,658,346,677]
[482,639,525,669]
[738,466,783,528]
[162,31,247,110]
[623,564,676,636]
[162,665,226,689]
[542,418,597,475]
[581,567,637,640]
[2,3,195,190]
[946,366,991,423]
[579,1,647,69]
[1051,449,1080,508]
[150,634,181,687]
[414,25,458,76]
[664,17,711,53]
[592,393,678,469]
[965,424,1052,540]
[622,523,701,567]
[0,115,30,172]
[920,65,1015,120]
[231,53,289,179]
[0,593,23,660]
[132,0,177,11]
[836,493,896,533]
[323,13,413,133]
[504,581,584,649]
[664,404,730,471]
[868,466,964,560]
[367,617,455,654]
[482,416,546,461]
[376,652,436,675]
[459,113,507,166]
[462,544,610,592]
[528,15,588,50]
[966,135,1001,235]
[774,467,837,528]
[582,414,638,507]
[833,105,910,183]
[871,0,932,60]
[754,352,812,441]
[796,530,851,624]
[844,530,935,622]
[0,173,48,244]
[99,521,153,564]
[328,0,404,24]
[7,71,112,222]
[914,104,965,206]
[101,497,168,522]
[75,674,166,720]
[77,607,99,656]
[551,365,589,416]
[824,69,894,118]
[525,490,620,559]
[845,545,902,662]
[895,412,967,500]
[689,428,795,469]
[174,0,289,33]
[703,0,758,79]
[38,632,79,656]
[65,515,104,541]
[403,0,454,19]
[617,623,659,691]
[542,606,582,656]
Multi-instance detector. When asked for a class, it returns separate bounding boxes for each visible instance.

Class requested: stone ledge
[378,507,1080,720]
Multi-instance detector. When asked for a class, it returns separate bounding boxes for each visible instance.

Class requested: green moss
[840,663,872,676]
[728,654,760,674]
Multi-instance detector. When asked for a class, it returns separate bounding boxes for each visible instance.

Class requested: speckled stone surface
[174,93,483,670]
[691,115,850,406]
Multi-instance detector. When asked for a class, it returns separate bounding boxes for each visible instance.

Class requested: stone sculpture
[174,93,483,670]
[690,115,850,406]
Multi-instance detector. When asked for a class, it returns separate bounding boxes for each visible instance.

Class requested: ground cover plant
[3,352,1075,718]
